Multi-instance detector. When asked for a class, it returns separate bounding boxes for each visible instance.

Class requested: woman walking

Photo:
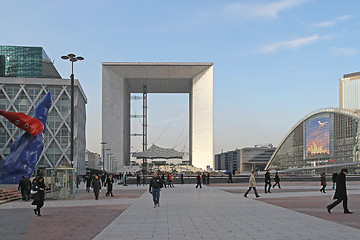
[320,170,327,193]
[31,176,47,216]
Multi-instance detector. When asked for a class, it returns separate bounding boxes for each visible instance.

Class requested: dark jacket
[196,175,201,184]
[92,178,102,193]
[320,173,327,186]
[332,172,339,183]
[86,176,92,187]
[18,177,32,194]
[274,174,280,183]
[265,172,271,183]
[32,180,45,204]
[105,177,114,190]
[334,172,347,200]
[149,176,163,191]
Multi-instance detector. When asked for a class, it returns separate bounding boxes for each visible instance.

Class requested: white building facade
[340,72,360,109]
[102,63,214,171]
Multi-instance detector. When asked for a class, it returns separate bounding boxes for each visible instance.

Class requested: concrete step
[0,188,22,204]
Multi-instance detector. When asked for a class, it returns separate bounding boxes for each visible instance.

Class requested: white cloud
[223,0,308,19]
[259,34,320,53]
[331,47,357,56]
[313,14,352,27]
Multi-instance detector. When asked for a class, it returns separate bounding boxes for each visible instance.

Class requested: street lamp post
[61,54,84,168]
[101,142,107,170]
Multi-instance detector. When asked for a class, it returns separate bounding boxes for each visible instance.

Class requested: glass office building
[0,46,87,175]
[0,46,61,78]
[266,108,360,174]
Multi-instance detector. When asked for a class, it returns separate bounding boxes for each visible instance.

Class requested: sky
[2,0,360,155]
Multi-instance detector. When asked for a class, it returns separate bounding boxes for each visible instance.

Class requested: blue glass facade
[0,46,50,78]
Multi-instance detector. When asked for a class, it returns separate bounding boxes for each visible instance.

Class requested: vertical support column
[191,65,214,170]
[142,85,148,173]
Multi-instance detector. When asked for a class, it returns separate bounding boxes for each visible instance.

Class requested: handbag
[29,189,38,199]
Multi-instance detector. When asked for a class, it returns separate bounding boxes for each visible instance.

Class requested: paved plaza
[1,182,360,240]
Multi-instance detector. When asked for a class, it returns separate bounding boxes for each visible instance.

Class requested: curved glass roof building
[266,108,360,174]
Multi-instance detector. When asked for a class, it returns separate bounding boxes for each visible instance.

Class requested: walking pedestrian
[149,172,164,208]
[92,175,102,200]
[167,173,173,188]
[136,173,141,186]
[18,176,31,201]
[101,174,106,187]
[264,169,272,193]
[320,170,327,193]
[31,176,48,216]
[195,173,202,188]
[180,173,184,185]
[142,174,147,186]
[161,173,166,188]
[105,175,114,197]
[227,171,233,183]
[272,172,281,189]
[244,172,260,198]
[86,175,92,193]
[202,172,207,185]
[327,169,353,214]
[207,172,210,185]
[169,173,174,187]
[332,171,338,189]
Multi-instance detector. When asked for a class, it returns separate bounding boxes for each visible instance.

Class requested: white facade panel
[342,79,360,109]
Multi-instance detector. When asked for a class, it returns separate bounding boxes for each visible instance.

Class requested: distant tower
[339,72,360,109]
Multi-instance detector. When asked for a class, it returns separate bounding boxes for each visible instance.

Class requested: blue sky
[2,0,360,154]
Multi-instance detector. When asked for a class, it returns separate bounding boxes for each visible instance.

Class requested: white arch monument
[102,62,213,171]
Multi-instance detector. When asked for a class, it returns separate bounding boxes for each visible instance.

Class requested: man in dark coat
[332,171,338,189]
[100,174,106,187]
[86,175,92,192]
[195,173,202,189]
[92,175,102,200]
[264,170,271,193]
[202,172,207,185]
[136,173,141,186]
[105,175,114,197]
[18,176,32,201]
[272,172,281,189]
[227,172,233,183]
[327,169,352,214]
[149,172,164,208]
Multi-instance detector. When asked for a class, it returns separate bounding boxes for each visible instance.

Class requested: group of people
[242,168,353,214]
[18,176,48,217]
[84,174,115,200]
[195,172,210,188]
[319,170,340,193]
[243,170,281,197]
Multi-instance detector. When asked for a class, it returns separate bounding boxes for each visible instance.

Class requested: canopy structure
[132,144,184,159]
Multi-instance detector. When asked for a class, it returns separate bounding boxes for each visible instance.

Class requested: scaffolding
[44,168,76,199]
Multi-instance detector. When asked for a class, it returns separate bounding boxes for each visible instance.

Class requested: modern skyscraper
[339,72,360,109]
